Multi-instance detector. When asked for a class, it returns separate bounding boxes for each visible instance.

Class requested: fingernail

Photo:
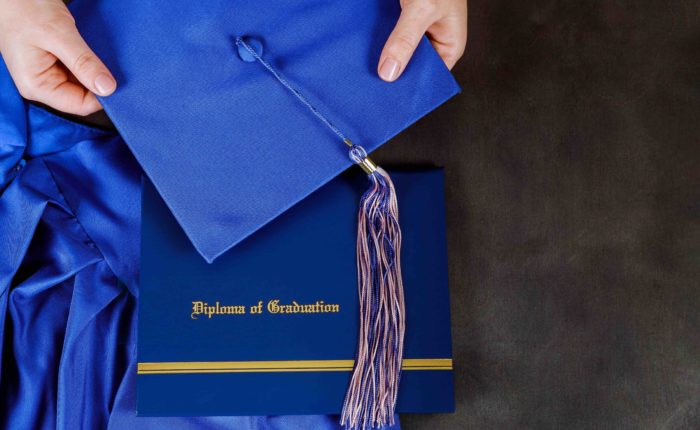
[94,73,116,96]
[378,58,401,82]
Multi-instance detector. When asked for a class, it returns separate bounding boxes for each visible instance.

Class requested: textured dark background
[79,0,700,428]
[376,1,700,429]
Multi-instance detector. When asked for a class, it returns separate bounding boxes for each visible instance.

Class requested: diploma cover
[138,169,454,416]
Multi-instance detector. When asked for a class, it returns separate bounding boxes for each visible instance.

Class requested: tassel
[234,37,407,429]
[341,143,405,430]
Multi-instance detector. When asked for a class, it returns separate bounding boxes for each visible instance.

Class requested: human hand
[379,0,467,82]
[0,0,116,116]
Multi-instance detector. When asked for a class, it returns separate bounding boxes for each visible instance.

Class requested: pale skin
[0,0,468,117]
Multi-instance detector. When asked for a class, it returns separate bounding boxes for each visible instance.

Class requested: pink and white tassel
[341,143,406,430]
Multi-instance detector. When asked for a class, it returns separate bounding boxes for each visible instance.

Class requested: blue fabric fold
[0,62,399,429]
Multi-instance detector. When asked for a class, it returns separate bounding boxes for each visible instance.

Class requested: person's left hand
[378,0,468,82]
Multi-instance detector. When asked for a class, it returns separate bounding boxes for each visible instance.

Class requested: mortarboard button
[236,37,263,63]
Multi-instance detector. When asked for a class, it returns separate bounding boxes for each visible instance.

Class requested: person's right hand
[0,0,116,116]
[378,0,467,82]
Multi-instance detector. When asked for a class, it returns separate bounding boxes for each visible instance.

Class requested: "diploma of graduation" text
[190,300,341,319]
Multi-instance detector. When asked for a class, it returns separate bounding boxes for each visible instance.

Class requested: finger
[428,14,468,69]
[46,81,103,116]
[41,24,116,97]
[378,1,440,82]
[29,63,103,115]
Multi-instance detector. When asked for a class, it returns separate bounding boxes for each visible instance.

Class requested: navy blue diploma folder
[138,169,454,416]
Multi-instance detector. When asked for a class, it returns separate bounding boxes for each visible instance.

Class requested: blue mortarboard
[69,0,459,263]
[68,0,459,427]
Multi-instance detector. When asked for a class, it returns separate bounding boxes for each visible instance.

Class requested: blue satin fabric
[0,66,399,429]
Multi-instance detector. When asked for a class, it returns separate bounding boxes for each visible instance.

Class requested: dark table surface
[76,1,699,428]
[378,1,700,429]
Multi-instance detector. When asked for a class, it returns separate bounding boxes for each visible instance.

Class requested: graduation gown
[0,63,400,430]
[0,1,459,426]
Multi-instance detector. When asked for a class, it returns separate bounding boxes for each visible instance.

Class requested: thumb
[378,1,438,82]
[45,25,116,96]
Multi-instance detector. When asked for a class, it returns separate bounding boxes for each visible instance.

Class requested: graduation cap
[68,0,459,427]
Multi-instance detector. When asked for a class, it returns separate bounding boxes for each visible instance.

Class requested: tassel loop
[347,141,378,175]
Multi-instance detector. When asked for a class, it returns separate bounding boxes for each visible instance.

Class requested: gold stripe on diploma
[137,358,452,375]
